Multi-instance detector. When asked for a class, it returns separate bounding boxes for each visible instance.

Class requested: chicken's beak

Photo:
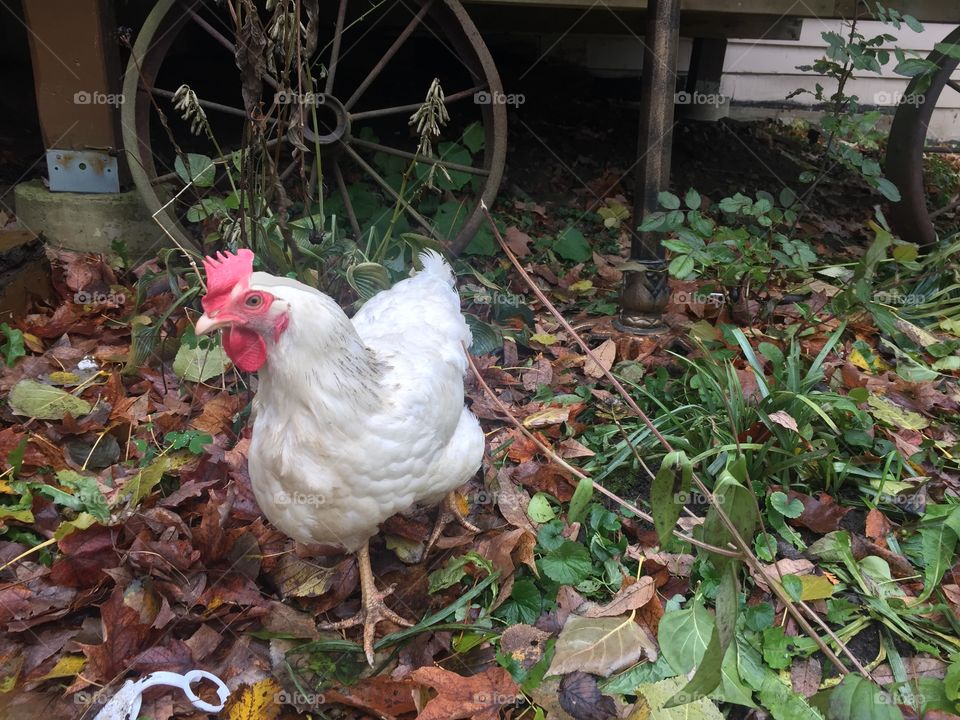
[195,313,229,336]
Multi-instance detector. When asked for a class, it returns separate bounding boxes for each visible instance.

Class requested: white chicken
[194,248,484,663]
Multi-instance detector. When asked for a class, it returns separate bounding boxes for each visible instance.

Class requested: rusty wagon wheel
[885,25,960,248]
[121,0,507,257]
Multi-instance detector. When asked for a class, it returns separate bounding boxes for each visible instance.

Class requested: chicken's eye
[245,294,264,308]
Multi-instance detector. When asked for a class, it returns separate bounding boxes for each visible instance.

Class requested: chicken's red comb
[201,249,254,313]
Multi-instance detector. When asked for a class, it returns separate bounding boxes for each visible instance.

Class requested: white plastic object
[92,669,230,719]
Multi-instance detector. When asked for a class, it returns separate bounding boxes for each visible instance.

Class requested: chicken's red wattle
[223,326,267,371]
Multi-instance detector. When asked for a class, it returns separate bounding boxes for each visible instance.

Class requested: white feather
[245,252,484,552]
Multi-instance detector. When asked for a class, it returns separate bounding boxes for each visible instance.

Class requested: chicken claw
[425,490,480,556]
[319,542,413,665]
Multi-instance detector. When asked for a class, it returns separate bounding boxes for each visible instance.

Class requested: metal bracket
[46,149,120,193]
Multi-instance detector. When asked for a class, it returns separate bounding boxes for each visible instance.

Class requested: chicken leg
[319,541,413,665]
[425,490,480,555]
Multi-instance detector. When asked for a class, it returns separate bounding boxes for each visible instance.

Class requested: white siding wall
[548,19,960,139]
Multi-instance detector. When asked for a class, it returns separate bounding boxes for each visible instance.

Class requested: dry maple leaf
[410,665,518,720]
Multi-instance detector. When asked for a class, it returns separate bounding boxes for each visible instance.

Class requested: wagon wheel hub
[298,93,350,145]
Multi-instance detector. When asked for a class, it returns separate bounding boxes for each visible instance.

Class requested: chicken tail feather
[415,249,455,287]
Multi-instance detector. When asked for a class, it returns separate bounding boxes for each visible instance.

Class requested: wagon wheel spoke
[351,137,489,176]
[341,143,439,239]
[325,0,349,94]
[185,6,280,90]
[948,79,960,95]
[334,160,362,237]
[349,84,486,121]
[344,0,436,112]
[151,88,248,118]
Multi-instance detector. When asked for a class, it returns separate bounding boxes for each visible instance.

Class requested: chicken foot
[425,490,480,555]
[318,541,413,665]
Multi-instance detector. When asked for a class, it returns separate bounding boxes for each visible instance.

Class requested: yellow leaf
[54,513,101,540]
[530,333,558,346]
[22,333,43,353]
[228,679,281,720]
[799,575,836,601]
[523,406,571,428]
[849,348,887,373]
[569,280,594,293]
[41,654,86,681]
[48,371,82,386]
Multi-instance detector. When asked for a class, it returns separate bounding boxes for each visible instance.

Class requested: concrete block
[14,180,168,260]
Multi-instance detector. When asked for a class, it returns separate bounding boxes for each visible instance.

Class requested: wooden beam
[465,0,960,22]
[21,0,125,163]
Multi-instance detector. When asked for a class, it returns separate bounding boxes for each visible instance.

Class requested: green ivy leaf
[0,323,25,367]
[770,491,804,519]
[540,540,592,584]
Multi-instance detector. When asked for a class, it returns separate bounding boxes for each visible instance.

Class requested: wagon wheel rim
[885,24,960,249]
[121,0,507,260]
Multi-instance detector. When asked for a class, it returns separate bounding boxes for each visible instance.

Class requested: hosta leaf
[651,451,692,546]
[347,262,391,300]
[666,564,739,707]
[547,614,658,677]
[568,478,593,525]
[700,474,759,568]
[827,675,903,720]
[465,313,503,356]
[8,380,92,420]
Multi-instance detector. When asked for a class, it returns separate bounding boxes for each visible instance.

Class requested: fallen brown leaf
[411,665,518,720]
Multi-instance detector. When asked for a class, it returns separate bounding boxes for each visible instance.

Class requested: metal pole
[617,0,680,333]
